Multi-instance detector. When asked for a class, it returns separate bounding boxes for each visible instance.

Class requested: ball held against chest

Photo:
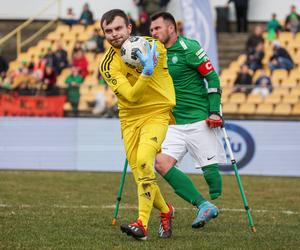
[121,36,147,69]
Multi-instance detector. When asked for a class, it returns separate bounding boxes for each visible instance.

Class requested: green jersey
[167,36,221,124]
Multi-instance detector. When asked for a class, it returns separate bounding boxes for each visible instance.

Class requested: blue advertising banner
[181,0,219,72]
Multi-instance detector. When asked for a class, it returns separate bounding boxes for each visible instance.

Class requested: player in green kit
[150,12,227,228]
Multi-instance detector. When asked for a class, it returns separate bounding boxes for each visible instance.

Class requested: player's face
[102,16,132,49]
[150,17,171,45]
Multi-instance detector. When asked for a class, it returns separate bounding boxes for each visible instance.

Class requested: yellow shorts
[121,112,170,184]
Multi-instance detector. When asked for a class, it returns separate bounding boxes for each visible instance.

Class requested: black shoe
[120,219,148,240]
[158,204,175,238]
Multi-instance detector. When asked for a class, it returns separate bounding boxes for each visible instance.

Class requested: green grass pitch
[0,171,300,249]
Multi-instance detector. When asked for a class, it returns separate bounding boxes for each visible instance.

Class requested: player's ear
[128,23,132,34]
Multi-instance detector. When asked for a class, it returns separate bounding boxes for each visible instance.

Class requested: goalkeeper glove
[205,112,224,128]
[136,40,158,76]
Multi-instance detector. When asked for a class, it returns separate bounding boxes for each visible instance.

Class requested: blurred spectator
[72,49,88,78]
[78,3,94,26]
[12,66,37,95]
[234,64,253,94]
[251,69,272,97]
[43,47,59,74]
[177,21,184,36]
[55,42,68,74]
[246,42,264,72]
[42,65,58,96]
[63,7,77,26]
[133,0,145,14]
[32,54,46,81]
[72,41,83,56]
[269,41,294,71]
[266,13,282,41]
[83,29,105,53]
[246,25,264,55]
[65,67,83,116]
[160,0,170,11]
[0,71,12,93]
[128,12,138,35]
[285,5,300,35]
[143,0,161,16]
[92,87,107,115]
[228,0,249,32]
[138,11,151,36]
[0,49,8,76]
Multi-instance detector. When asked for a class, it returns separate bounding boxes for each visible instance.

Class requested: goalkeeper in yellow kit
[99,9,175,240]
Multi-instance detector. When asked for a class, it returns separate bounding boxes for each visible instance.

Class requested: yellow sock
[153,187,169,213]
[138,182,157,228]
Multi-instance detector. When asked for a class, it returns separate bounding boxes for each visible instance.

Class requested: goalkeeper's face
[102,16,132,49]
[150,17,172,46]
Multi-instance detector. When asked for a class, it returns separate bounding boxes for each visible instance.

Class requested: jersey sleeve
[185,40,221,113]
[99,52,151,103]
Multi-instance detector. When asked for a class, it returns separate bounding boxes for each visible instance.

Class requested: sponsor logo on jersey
[171,55,178,64]
[219,123,255,171]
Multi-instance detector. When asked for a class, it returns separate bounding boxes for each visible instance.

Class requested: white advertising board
[0,118,299,176]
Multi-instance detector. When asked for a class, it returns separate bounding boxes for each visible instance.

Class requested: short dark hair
[150,12,177,33]
[100,9,129,30]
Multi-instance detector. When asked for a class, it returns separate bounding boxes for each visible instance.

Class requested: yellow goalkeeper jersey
[99,38,175,121]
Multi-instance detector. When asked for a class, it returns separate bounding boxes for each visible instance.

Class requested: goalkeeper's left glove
[205,112,224,128]
[136,40,158,76]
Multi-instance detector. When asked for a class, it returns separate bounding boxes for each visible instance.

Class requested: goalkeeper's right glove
[136,40,158,76]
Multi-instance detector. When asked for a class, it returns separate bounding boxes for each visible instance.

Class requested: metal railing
[0,0,61,57]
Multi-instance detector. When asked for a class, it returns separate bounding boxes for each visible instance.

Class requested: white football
[121,36,147,69]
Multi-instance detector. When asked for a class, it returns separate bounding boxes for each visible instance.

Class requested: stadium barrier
[0,118,299,177]
[0,95,66,117]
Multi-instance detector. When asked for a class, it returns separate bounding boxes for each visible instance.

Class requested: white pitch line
[0,203,299,215]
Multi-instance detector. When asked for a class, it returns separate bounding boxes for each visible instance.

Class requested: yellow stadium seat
[221,95,229,104]
[222,103,238,114]
[273,103,292,115]
[288,70,300,85]
[281,80,298,88]
[46,31,62,41]
[264,94,281,104]
[247,93,263,104]
[290,88,300,97]
[239,103,256,114]
[77,33,90,42]
[105,88,117,107]
[63,102,72,111]
[237,54,247,65]
[78,101,89,111]
[91,85,106,93]
[278,32,293,46]
[62,33,76,43]
[84,75,98,86]
[229,92,246,104]
[256,103,273,115]
[56,25,71,35]
[271,87,290,96]
[222,87,233,97]
[56,75,67,87]
[281,94,299,105]
[271,69,288,85]
[291,103,300,115]
[71,25,85,35]
[79,85,91,95]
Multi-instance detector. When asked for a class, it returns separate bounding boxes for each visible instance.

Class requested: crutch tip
[251,226,257,233]
[112,218,117,225]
